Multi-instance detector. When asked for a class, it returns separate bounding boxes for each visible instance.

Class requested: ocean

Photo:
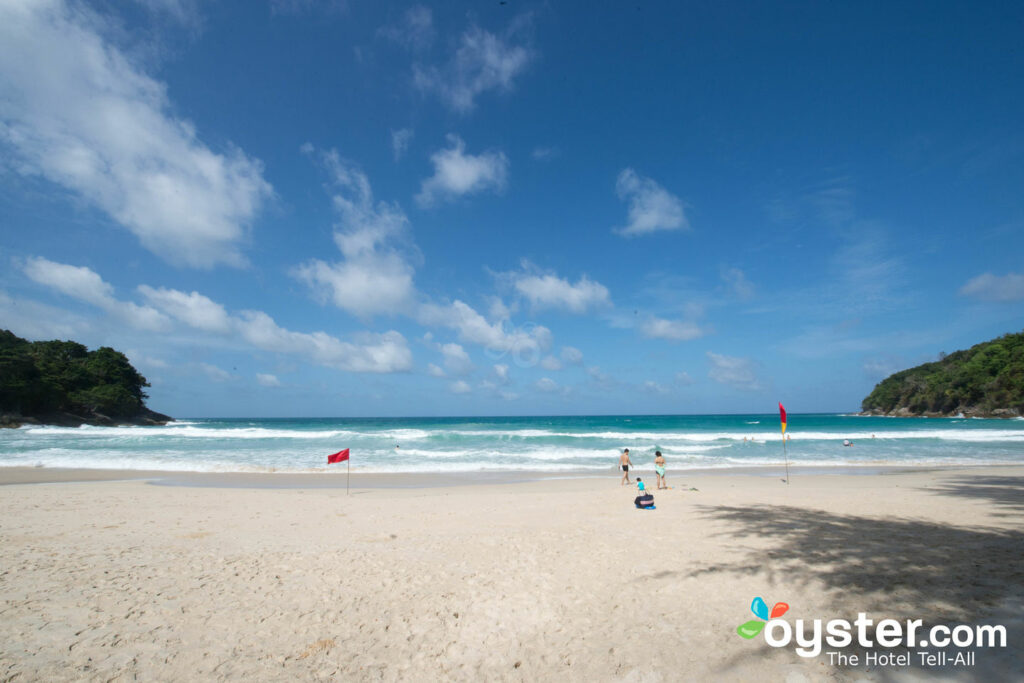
[2,414,1023,474]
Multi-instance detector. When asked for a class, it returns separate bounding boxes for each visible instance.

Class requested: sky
[1,0,1022,418]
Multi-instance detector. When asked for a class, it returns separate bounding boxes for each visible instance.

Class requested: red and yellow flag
[779,403,787,435]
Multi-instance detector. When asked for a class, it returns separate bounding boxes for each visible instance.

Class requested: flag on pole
[327,448,350,464]
[779,402,790,484]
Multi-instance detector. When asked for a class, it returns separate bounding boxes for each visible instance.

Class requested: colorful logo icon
[737,597,789,639]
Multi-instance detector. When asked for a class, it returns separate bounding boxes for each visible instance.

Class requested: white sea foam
[13,424,1024,444]
[4,415,1023,475]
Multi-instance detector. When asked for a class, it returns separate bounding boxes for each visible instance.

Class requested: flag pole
[347,456,350,496]
[779,402,790,485]
[782,435,790,484]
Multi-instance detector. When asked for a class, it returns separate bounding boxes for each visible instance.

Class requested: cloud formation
[641,316,706,342]
[510,268,611,314]
[137,286,231,333]
[540,355,562,371]
[706,352,761,391]
[614,168,687,236]
[534,377,558,392]
[294,150,417,318]
[0,1,272,268]
[417,300,551,360]
[256,373,281,387]
[440,342,474,375]
[959,272,1024,302]
[416,135,508,206]
[560,346,583,365]
[391,128,414,161]
[720,266,754,300]
[26,258,412,373]
[413,22,532,112]
[23,257,170,332]
[379,5,434,52]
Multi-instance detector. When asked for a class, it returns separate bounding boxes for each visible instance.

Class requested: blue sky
[1,0,1022,417]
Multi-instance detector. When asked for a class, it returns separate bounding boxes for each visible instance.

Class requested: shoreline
[1,462,1020,489]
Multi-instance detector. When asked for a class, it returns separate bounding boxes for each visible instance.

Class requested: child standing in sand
[654,451,667,489]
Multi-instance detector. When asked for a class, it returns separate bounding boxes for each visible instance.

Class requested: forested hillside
[861,331,1024,417]
[0,330,171,427]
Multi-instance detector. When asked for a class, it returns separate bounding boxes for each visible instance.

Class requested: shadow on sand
[925,475,1024,518]
[690,496,1024,679]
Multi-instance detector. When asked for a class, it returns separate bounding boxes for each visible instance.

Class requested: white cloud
[959,272,1024,302]
[416,135,508,206]
[25,257,413,374]
[294,150,416,317]
[199,363,231,382]
[614,168,687,237]
[391,127,414,161]
[488,296,515,321]
[540,355,562,371]
[560,346,583,365]
[0,1,272,268]
[234,311,411,373]
[511,269,611,314]
[379,5,434,51]
[426,363,445,377]
[23,257,170,332]
[642,380,669,395]
[493,364,510,383]
[641,316,706,342]
[125,350,168,370]
[256,373,281,387]
[294,255,415,319]
[137,285,231,333]
[706,352,761,391]
[417,300,551,358]
[441,342,474,375]
[674,371,694,386]
[531,146,557,160]
[450,379,472,394]
[535,377,558,392]
[412,23,532,112]
[720,266,754,300]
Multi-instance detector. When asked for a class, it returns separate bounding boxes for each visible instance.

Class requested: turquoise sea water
[2,414,1024,474]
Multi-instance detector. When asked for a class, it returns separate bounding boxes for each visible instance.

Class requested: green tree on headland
[862,331,1024,417]
[0,330,166,425]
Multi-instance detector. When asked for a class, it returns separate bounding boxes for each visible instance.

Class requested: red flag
[327,448,350,464]
[779,403,787,435]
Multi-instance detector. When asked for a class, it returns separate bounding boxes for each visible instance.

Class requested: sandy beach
[1,466,1022,682]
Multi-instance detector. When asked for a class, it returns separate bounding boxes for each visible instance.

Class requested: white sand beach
[1,466,1022,681]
